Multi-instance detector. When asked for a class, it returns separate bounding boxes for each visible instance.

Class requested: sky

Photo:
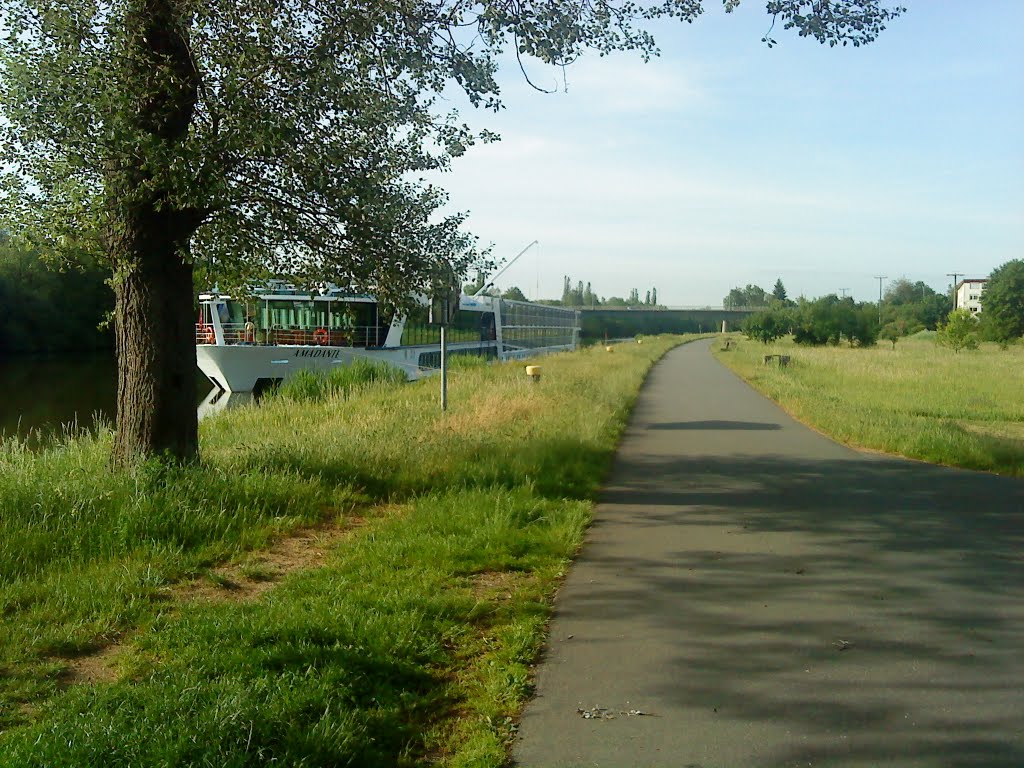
[427,1,1024,306]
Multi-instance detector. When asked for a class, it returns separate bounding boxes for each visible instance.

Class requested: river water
[0,358,215,441]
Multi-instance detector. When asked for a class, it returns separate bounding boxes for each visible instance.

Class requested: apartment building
[954,279,987,314]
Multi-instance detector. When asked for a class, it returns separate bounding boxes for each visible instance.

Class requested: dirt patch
[470,570,526,602]
[51,642,124,687]
[41,513,379,697]
[178,515,370,604]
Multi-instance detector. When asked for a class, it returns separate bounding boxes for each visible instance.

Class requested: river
[0,358,216,442]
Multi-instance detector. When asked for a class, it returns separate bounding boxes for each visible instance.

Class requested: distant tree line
[743,295,879,347]
[0,234,113,357]
[471,276,662,308]
[556,276,659,308]
[741,261,1024,350]
[724,279,790,309]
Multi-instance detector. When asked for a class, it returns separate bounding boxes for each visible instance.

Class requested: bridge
[576,306,764,341]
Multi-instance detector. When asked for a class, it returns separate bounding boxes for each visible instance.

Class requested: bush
[743,309,790,344]
[937,309,979,353]
[791,296,878,347]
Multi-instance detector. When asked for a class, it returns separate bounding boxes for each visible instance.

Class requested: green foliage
[501,286,529,302]
[880,278,952,331]
[724,284,769,309]
[879,321,905,349]
[937,309,980,353]
[0,237,112,356]
[791,295,878,347]
[743,308,790,344]
[980,259,1024,341]
[560,277,598,307]
[772,278,788,303]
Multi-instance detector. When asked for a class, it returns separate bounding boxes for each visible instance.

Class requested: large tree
[981,259,1024,341]
[0,1,904,464]
[880,278,951,331]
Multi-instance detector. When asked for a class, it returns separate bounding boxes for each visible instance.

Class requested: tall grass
[0,336,696,765]
[714,336,1024,475]
[275,359,406,402]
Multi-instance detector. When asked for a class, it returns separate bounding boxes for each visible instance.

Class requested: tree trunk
[111,214,200,465]
[109,0,203,465]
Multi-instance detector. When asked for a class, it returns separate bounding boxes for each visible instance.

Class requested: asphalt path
[513,339,1024,767]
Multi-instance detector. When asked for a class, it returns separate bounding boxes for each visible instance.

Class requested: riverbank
[713,336,1024,476]
[0,335,695,765]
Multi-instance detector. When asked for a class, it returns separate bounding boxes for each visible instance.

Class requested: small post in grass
[440,324,448,410]
[526,364,541,384]
[429,265,460,413]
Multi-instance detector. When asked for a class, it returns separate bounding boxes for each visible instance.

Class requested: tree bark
[109,0,204,465]
[111,217,200,465]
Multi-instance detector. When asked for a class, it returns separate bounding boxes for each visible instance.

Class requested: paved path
[514,339,1024,767]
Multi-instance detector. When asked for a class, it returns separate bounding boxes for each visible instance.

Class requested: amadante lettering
[294,349,341,359]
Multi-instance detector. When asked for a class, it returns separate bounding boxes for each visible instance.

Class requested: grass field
[0,336,692,766]
[713,335,1024,476]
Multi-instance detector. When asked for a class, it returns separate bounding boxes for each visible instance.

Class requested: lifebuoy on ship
[313,327,329,345]
[203,325,215,344]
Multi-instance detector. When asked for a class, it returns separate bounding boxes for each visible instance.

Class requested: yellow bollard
[526,365,541,384]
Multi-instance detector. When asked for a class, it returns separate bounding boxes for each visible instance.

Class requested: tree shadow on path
[571,453,1024,766]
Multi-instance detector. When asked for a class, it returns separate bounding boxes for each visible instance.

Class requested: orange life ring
[313,327,329,345]
[203,325,215,344]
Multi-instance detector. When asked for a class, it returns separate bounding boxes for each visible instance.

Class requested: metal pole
[947,272,963,310]
[874,276,887,324]
[440,324,448,412]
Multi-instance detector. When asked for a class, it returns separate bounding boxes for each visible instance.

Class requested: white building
[954,279,987,314]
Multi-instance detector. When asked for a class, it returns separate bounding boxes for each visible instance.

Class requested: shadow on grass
[240,435,615,505]
[1,637,445,767]
[568,451,1024,766]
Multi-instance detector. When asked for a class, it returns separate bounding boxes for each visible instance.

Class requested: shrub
[743,309,790,344]
[937,309,979,353]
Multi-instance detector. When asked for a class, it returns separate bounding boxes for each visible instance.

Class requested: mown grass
[714,335,1024,476]
[0,336,695,765]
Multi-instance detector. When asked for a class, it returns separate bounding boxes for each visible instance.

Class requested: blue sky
[430,1,1024,306]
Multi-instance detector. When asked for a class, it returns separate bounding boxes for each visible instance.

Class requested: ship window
[400,308,494,346]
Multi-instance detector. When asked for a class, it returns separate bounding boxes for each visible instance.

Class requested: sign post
[440,325,447,411]
[428,266,460,412]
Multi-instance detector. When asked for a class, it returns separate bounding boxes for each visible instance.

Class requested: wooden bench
[762,354,791,367]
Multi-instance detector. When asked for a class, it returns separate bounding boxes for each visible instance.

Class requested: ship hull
[197,341,507,392]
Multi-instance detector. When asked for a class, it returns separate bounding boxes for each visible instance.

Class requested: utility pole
[947,272,963,310]
[839,288,850,299]
[874,276,887,324]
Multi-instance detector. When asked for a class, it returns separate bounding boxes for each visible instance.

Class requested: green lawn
[0,336,693,766]
[714,335,1024,476]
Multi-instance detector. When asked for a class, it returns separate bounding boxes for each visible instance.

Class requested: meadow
[714,335,1024,476]
[0,336,692,766]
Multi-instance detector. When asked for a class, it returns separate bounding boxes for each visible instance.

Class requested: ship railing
[267,325,382,347]
[195,323,217,345]
[195,323,383,347]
